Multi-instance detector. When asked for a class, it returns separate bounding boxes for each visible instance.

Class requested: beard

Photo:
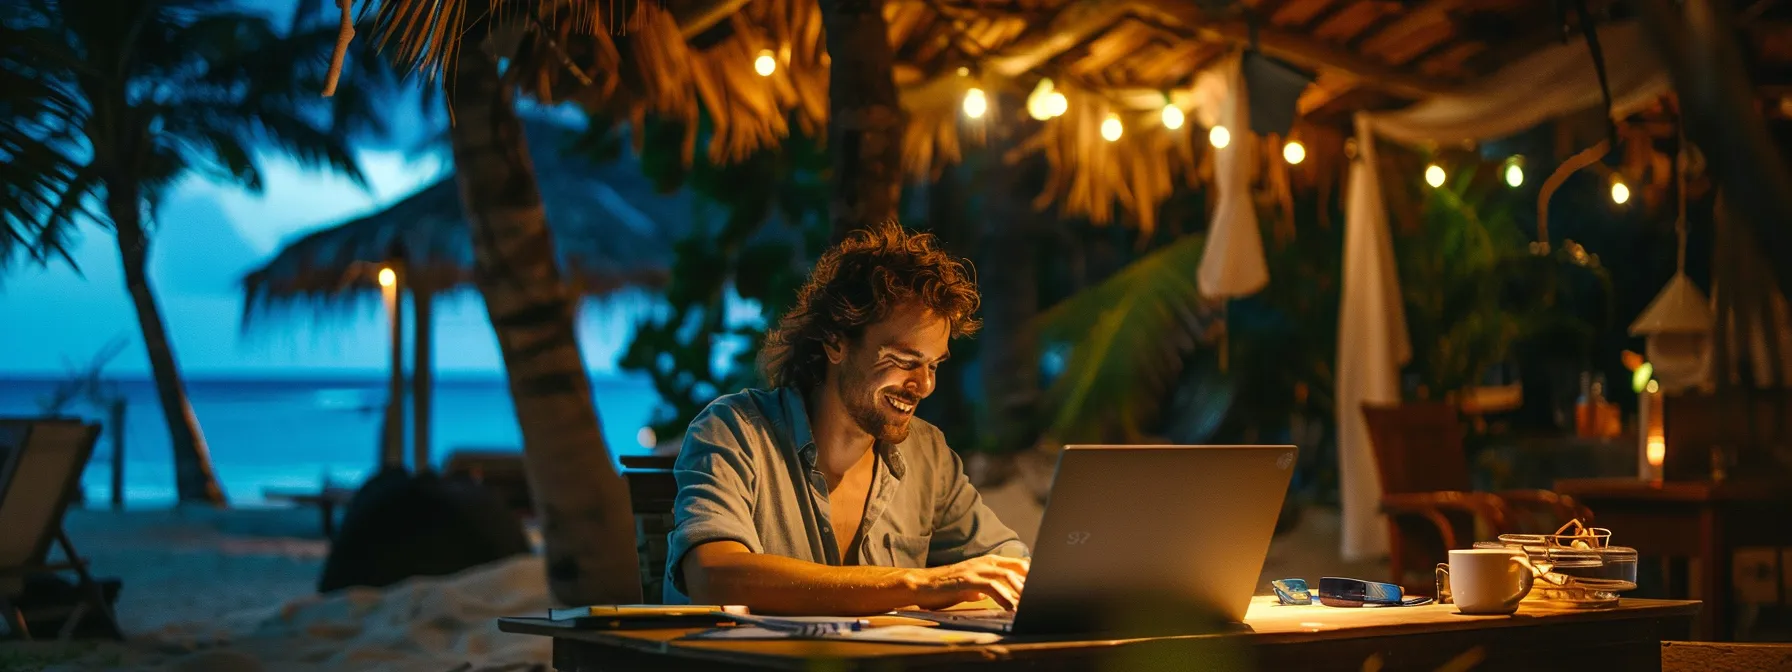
[837,365,918,444]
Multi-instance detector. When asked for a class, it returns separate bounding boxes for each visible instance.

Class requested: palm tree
[436,18,643,607]
[819,0,904,243]
[2,0,383,504]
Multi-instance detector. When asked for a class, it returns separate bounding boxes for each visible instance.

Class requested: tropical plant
[2,0,389,504]
[606,117,831,441]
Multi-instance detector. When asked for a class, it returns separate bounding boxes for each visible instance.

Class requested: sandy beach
[0,502,1379,671]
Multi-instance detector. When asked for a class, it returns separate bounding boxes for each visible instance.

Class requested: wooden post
[412,288,434,473]
[380,263,406,470]
[109,398,125,510]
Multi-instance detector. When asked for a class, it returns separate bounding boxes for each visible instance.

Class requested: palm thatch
[240,117,689,324]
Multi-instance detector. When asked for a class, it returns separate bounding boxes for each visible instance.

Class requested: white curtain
[1336,21,1673,561]
[1197,54,1269,299]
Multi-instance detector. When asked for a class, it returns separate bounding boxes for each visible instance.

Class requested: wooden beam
[1139,1,1459,98]
[1297,70,1363,115]
[1357,0,1470,57]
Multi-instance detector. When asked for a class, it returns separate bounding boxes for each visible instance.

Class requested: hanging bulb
[1504,160,1525,188]
[1425,164,1446,188]
[754,49,777,77]
[1161,104,1184,130]
[1611,179,1630,204]
[1101,114,1123,142]
[1046,91,1067,118]
[377,267,396,287]
[957,66,970,77]
[962,87,988,119]
[1209,125,1230,149]
[1283,141,1306,165]
[1027,79,1056,121]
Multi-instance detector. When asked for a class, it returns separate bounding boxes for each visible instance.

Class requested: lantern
[1628,272,1713,391]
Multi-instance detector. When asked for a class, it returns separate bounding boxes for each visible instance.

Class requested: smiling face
[823,301,952,444]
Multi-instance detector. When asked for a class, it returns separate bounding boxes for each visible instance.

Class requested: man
[663,220,1030,615]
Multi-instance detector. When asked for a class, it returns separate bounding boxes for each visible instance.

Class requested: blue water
[0,375,663,507]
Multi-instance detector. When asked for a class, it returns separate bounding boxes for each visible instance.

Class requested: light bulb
[1611,180,1630,204]
[1425,164,1446,188]
[1504,162,1524,187]
[1101,114,1123,141]
[377,267,396,287]
[962,88,987,119]
[1283,141,1306,165]
[1208,125,1230,149]
[1161,105,1184,130]
[754,49,776,77]
[1027,79,1055,121]
[957,66,969,77]
[637,427,657,449]
[1046,92,1067,118]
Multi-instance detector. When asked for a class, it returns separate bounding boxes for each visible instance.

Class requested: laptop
[899,444,1297,637]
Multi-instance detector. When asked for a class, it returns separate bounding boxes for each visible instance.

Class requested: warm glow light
[1425,164,1446,188]
[1046,91,1067,117]
[957,66,969,77]
[1101,114,1123,141]
[1161,104,1184,130]
[1505,162,1524,187]
[1208,125,1230,149]
[377,267,396,287]
[1646,379,1661,394]
[1634,362,1656,393]
[1611,180,1630,204]
[754,49,776,76]
[1283,141,1306,165]
[1027,79,1055,121]
[962,87,988,119]
[1646,434,1666,468]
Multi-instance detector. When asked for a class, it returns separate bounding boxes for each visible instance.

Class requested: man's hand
[910,555,1031,610]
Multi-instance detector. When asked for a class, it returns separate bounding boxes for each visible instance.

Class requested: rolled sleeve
[664,404,762,596]
[927,446,1030,565]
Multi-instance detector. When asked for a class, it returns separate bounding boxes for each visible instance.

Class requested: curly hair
[758,219,981,391]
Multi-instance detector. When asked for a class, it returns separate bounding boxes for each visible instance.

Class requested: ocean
[0,375,664,507]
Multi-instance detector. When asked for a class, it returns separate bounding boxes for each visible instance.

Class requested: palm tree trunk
[821,0,904,243]
[448,47,641,606]
[109,177,226,505]
[977,139,1045,454]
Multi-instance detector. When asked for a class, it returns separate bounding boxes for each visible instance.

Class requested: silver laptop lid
[1013,444,1297,635]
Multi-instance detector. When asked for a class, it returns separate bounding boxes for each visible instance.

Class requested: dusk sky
[0,1,655,379]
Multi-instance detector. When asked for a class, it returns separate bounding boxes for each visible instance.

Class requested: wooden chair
[621,455,678,604]
[1361,402,1593,593]
[0,418,121,640]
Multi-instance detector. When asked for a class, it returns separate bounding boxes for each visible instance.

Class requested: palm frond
[1032,232,1224,443]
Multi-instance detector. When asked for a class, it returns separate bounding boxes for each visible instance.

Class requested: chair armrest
[1494,489,1594,525]
[1381,491,1513,548]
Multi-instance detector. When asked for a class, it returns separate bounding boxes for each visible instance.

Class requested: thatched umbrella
[241,116,690,469]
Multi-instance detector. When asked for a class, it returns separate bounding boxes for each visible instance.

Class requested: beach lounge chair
[0,417,122,641]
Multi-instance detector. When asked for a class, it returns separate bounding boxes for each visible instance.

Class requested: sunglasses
[1271,577,1433,607]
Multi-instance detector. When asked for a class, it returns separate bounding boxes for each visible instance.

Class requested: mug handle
[1504,556,1535,607]
[1434,563,1452,604]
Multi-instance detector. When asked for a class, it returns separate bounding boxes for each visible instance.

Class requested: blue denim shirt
[662,387,1029,603]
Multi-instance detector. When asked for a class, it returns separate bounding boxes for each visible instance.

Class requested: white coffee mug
[1435,549,1534,615]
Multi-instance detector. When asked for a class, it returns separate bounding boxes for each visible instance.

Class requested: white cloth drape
[1197,55,1269,299]
[1336,21,1673,561]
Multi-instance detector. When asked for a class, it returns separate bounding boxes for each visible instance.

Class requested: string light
[1425,164,1446,188]
[957,66,970,77]
[1504,157,1525,188]
[1101,114,1123,141]
[1611,179,1630,205]
[1283,141,1306,165]
[754,49,776,77]
[1046,91,1067,117]
[1161,104,1184,130]
[1208,125,1230,149]
[962,87,988,119]
[377,267,396,287]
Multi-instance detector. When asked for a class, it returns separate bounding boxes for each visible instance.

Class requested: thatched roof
[240,117,690,321]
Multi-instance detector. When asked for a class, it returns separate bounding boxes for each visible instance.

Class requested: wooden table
[498,596,1698,671]
[1553,477,1792,641]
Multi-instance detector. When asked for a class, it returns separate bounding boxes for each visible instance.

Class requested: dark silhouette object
[317,467,532,593]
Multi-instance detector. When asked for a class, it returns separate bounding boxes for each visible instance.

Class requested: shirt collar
[779,386,907,479]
